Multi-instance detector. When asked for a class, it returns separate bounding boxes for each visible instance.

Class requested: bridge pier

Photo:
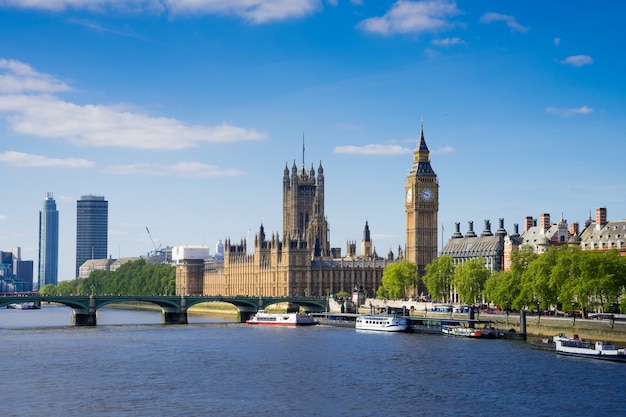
[71,295,97,326]
[162,311,188,324]
[72,311,97,326]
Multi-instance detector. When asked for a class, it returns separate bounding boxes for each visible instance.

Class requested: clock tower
[405,122,438,278]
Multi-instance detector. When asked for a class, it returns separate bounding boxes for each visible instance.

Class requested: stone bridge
[0,295,327,326]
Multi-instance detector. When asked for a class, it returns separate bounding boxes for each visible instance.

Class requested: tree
[423,255,455,302]
[452,258,490,305]
[484,270,519,310]
[377,260,418,299]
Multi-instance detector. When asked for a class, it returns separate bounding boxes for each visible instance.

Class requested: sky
[1,0,625,283]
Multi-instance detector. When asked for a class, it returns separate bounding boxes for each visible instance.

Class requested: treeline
[39,259,176,296]
[422,246,626,314]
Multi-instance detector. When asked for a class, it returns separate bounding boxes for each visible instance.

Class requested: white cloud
[358,0,461,35]
[1,0,321,23]
[480,12,528,33]
[0,59,267,149]
[0,0,164,13]
[167,0,321,23]
[545,106,594,117]
[102,161,244,177]
[0,59,71,94]
[432,145,454,154]
[0,151,95,168]
[0,214,7,221]
[561,55,593,67]
[432,37,465,46]
[333,144,411,155]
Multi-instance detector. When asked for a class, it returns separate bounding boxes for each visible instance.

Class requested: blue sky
[1,0,625,282]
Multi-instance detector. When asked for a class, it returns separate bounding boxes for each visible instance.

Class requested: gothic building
[405,123,439,277]
[176,159,397,298]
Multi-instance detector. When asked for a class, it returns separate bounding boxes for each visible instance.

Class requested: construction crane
[145,226,162,255]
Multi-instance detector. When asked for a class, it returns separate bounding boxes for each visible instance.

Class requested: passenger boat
[355,314,408,332]
[6,302,40,310]
[442,324,482,338]
[553,333,626,361]
[246,310,315,326]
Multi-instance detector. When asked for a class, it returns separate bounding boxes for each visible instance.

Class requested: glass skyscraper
[38,192,59,288]
[75,195,108,277]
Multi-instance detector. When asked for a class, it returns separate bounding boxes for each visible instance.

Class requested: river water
[1,305,624,417]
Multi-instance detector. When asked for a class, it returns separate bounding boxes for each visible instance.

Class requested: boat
[246,310,315,326]
[530,337,556,351]
[6,302,41,310]
[553,333,626,361]
[355,314,408,332]
[442,324,482,338]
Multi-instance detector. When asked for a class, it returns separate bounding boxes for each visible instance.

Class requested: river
[1,305,624,417]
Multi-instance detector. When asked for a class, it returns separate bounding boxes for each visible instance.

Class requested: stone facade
[405,123,439,277]
[176,155,403,298]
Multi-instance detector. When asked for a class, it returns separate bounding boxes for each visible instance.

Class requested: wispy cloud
[1,0,320,23]
[333,144,410,155]
[102,161,244,177]
[0,151,95,168]
[480,12,528,33]
[0,59,71,94]
[545,106,594,117]
[358,0,461,36]
[432,145,454,154]
[561,55,593,67]
[432,37,465,46]
[0,59,267,149]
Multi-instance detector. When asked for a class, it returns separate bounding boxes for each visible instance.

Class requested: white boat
[6,302,40,310]
[442,324,482,338]
[553,333,626,361]
[355,314,408,332]
[246,310,315,326]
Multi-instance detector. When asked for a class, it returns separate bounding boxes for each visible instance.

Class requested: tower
[405,122,439,277]
[75,195,108,277]
[282,157,330,257]
[38,192,59,288]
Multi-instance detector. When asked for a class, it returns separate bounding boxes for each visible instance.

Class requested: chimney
[570,222,579,236]
[511,223,520,238]
[596,207,607,229]
[496,218,507,237]
[451,222,463,239]
[466,221,477,238]
[481,220,493,237]
[540,213,551,231]
[525,216,534,232]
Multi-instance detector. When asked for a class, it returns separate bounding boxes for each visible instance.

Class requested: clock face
[420,187,433,202]
[406,188,412,203]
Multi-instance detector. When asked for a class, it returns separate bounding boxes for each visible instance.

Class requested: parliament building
[175,125,439,298]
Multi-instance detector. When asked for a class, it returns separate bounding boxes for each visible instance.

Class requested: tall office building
[38,192,59,288]
[75,195,108,277]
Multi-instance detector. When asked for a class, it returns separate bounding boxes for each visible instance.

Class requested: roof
[441,235,503,257]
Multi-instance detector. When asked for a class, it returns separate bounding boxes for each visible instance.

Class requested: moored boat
[246,310,315,326]
[355,314,408,332]
[442,324,482,338]
[553,333,626,361]
[6,302,41,310]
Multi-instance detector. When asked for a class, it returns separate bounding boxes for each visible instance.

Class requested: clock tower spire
[405,122,439,280]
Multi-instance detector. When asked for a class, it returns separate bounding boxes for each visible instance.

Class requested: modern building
[38,192,59,288]
[0,248,33,293]
[405,122,439,279]
[75,195,108,278]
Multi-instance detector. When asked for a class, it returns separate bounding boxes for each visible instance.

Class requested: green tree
[423,255,455,302]
[39,283,57,295]
[484,270,519,310]
[452,258,490,305]
[377,260,418,299]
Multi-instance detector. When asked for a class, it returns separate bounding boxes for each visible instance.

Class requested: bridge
[0,295,327,326]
